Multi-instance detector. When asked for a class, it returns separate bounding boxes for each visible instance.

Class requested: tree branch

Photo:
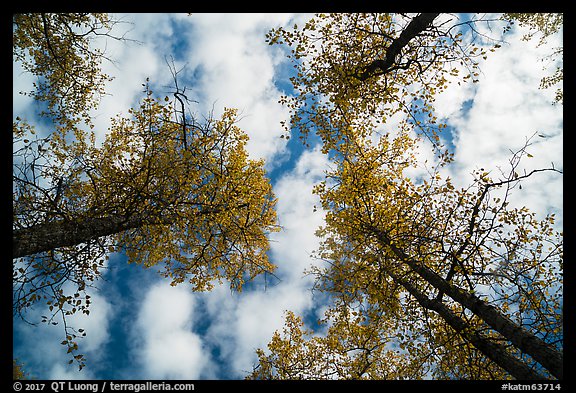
[356,13,440,81]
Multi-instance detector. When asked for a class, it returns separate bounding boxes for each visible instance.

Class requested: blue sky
[13,13,563,380]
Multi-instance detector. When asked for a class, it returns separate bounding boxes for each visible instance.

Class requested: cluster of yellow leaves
[267,13,494,154]
[13,13,113,129]
[43,92,278,291]
[101,97,280,291]
[249,307,414,380]
[13,359,30,380]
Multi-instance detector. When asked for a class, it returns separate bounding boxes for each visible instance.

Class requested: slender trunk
[406,256,563,379]
[387,268,547,380]
[12,214,159,258]
[371,227,563,379]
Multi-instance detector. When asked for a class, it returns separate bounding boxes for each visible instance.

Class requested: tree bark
[12,214,155,259]
[371,227,563,379]
[12,203,243,259]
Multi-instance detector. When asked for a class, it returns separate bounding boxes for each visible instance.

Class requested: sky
[12,13,563,380]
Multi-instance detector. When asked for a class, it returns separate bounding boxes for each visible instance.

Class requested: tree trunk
[371,227,563,379]
[13,214,155,258]
[387,268,547,380]
[12,203,238,259]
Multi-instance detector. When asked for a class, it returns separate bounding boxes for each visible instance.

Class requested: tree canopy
[250,12,563,380]
[13,12,279,370]
[13,12,562,379]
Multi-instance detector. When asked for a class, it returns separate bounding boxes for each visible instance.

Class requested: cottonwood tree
[251,130,562,380]
[13,13,279,370]
[250,13,562,380]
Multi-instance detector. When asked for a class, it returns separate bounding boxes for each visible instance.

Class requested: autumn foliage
[249,13,562,380]
[13,13,278,370]
[13,12,562,379]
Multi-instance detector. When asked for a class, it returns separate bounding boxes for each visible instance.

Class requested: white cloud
[181,146,332,378]
[198,282,315,378]
[13,60,36,120]
[88,13,307,167]
[88,14,175,145]
[179,13,306,167]
[68,292,113,357]
[434,16,563,224]
[132,281,213,379]
[270,147,331,279]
